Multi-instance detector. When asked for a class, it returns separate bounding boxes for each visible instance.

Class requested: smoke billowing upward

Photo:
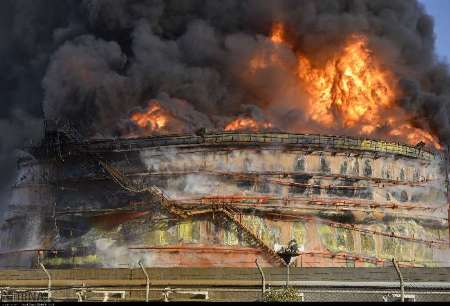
[2,0,450,190]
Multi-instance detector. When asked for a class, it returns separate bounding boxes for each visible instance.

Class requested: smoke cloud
[2,0,450,193]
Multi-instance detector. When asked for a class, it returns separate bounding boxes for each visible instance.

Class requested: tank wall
[0,161,56,253]
[4,145,449,268]
[139,148,446,206]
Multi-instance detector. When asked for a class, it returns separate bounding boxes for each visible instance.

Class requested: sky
[421,0,450,62]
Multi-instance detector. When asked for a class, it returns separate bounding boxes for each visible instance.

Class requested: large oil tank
[1,127,449,268]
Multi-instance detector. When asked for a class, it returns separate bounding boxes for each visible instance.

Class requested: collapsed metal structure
[0,120,449,268]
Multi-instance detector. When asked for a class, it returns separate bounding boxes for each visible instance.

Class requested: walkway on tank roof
[68,132,442,161]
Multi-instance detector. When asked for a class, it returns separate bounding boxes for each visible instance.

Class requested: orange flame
[294,34,441,149]
[298,35,396,129]
[248,22,287,74]
[224,117,273,132]
[270,22,285,44]
[244,22,442,149]
[390,124,442,150]
[130,101,169,131]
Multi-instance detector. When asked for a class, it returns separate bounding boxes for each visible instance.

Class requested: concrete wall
[1,267,450,302]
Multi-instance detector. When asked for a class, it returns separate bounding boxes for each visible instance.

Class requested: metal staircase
[58,124,286,266]
[220,205,286,266]
[98,159,285,266]
[97,160,190,219]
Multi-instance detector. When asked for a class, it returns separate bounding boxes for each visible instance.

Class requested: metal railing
[203,133,440,161]
[68,132,440,161]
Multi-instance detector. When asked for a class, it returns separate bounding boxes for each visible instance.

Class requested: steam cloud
[2,0,450,194]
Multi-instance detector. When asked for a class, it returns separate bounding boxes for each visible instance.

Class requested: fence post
[255,259,266,299]
[39,263,51,301]
[138,260,150,302]
[286,263,290,287]
[392,258,404,302]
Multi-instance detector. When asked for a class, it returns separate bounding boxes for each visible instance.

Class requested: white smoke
[95,238,157,268]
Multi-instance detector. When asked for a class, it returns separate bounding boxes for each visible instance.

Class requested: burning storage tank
[2,10,450,270]
[1,121,449,268]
